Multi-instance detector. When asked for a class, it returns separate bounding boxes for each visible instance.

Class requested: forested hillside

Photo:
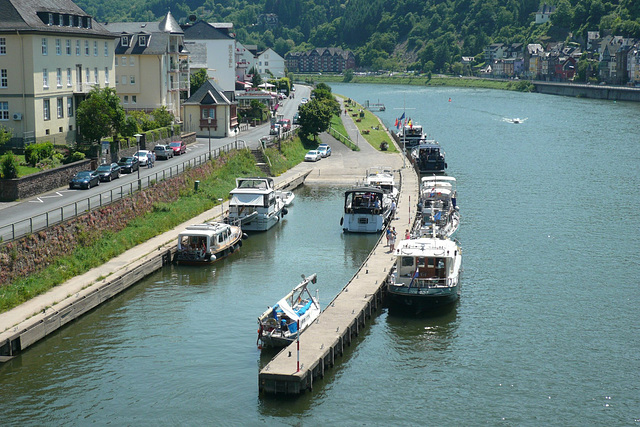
[77,0,640,72]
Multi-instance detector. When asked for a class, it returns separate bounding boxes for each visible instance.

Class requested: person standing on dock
[386,228,391,246]
[389,228,397,252]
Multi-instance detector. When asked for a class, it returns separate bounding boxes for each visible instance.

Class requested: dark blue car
[69,171,100,189]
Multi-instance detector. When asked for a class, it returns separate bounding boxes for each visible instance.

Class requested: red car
[169,140,186,155]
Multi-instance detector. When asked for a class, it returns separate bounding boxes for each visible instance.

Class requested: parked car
[300,97,309,104]
[94,163,121,182]
[277,118,291,132]
[133,150,152,166]
[69,171,99,189]
[169,140,186,155]
[304,150,322,162]
[270,123,281,135]
[153,144,174,160]
[117,156,139,173]
[317,144,332,157]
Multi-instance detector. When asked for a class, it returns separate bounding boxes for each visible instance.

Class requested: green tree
[298,98,334,141]
[1,151,18,179]
[76,87,125,144]
[0,125,12,147]
[343,69,354,82]
[190,68,208,95]
[152,106,174,128]
[250,66,263,87]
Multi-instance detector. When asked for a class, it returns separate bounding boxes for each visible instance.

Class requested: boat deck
[258,166,419,394]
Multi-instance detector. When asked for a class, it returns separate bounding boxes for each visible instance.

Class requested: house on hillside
[182,21,236,92]
[235,42,256,83]
[105,12,189,121]
[0,0,115,147]
[627,46,640,85]
[182,79,237,138]
[525,44,544,79]
[535,4,556,25]
[483,43,505,64]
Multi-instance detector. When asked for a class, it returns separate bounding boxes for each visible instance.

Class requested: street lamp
[234,126,239,149]
[134,133,142,189]
[207,116,211,160]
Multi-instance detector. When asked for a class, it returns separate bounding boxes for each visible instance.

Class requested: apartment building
[104,12,189,121]
[0,0,115,146]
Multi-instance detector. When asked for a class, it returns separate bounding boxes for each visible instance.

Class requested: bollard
[194,180,200,191]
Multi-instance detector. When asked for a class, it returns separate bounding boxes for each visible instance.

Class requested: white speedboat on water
[257,274,321,348]
[414,176,459,239]
[387,236,462,314]
[227,177,288,231]
[175,221,247,265]
[276,189,295,207]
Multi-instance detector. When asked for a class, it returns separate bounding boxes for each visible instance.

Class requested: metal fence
[0,140,245,244]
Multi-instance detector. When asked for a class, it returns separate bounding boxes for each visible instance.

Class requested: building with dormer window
[104,12,189,121]
[0,0,115,147]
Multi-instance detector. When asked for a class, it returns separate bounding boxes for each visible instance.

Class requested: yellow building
[0,0,115,146]
[104,13,189,122]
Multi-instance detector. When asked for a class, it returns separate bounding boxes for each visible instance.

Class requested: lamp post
[234,126,239,149]
[207,116,211,160]
[134,133,142,190]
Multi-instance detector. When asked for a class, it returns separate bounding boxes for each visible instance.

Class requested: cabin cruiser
[365,167,399,201]
[257,274,321,348]
[414,176,459,239]
[387,236,462,313]
[411,139,447,174]
[341,187,392,233]
[175,221,246,265]
[397,124,425,149]
[227,177,287,232]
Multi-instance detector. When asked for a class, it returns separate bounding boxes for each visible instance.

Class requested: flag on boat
[399,112,405,121]
[434,211,442,220]
[408,119,413,129]
[395,118,399,128]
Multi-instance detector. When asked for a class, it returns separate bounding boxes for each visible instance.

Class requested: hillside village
[1,0,639,150]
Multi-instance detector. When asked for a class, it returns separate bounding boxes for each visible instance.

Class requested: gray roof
[184,79,235,106]
[182,21,232,40]
[104,12,184,56]
[183,41,207,68]
[0,0,113,37]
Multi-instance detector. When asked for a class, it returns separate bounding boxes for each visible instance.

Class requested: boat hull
[176,239,242,265]
[387,282,460,313]
[342,212,389,233]
[238,210,283,231]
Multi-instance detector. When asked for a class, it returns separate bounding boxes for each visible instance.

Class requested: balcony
[74,82,98,93]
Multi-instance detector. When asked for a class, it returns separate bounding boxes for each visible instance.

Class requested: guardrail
[0,140,246,244]
[328,125,359,151]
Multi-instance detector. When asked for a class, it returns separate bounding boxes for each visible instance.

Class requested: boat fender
[238,240,243,247]
[340,217,344,226]
[230,245,235,253]
[210,254,217,262]
[204,252,212,261]
[242,233,249,240]
[282,207,288,216]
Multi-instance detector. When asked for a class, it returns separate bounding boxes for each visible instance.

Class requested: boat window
[401,257,414,267]
[427,257,435,268]
[417,257,426,267]
[218,233,224,243]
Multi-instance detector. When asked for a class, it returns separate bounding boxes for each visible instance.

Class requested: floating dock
[259,167,419,394]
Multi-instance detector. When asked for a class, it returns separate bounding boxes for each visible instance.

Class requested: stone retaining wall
[0,159,95,202]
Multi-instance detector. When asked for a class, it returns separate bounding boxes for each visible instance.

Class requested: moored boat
[257,273,321,348]
[365,166,399,201]
[397,123,425,149]
[276,189,295,207]
[387,236,462,313]
[175,221,246,265]
[341,187,392,233]
[227,177,288,232]
[414,176,459,239]
[411,139,447,174]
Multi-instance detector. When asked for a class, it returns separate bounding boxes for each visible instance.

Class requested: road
[0,85,311,239]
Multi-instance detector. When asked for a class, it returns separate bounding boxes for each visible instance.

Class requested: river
[0,84,639,425]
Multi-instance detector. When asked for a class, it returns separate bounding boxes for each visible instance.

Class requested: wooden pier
[258,167,419,394]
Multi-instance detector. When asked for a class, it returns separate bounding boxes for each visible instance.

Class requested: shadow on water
[385,304,459,353]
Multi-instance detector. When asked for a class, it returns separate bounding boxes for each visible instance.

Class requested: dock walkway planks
[259,166,419,394]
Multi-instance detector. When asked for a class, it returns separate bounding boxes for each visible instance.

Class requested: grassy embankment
[297,73,524,91]
[341,98,397,153]
[1,138,312,313]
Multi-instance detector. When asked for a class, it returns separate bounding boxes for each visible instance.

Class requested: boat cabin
[176,222,243,263]
[413,140,447,174]
[395,239,459,287]
[344,187,385,214]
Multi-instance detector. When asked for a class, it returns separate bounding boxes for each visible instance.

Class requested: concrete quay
[259,165,419,394]
[0,171,309,361]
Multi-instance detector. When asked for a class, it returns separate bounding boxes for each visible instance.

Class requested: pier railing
[328,126,359,151]
[0,140,244,244]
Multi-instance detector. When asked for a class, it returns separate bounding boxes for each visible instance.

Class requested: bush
[25,142,54,166]
[1,151,19,179]
[63,151,85,164]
